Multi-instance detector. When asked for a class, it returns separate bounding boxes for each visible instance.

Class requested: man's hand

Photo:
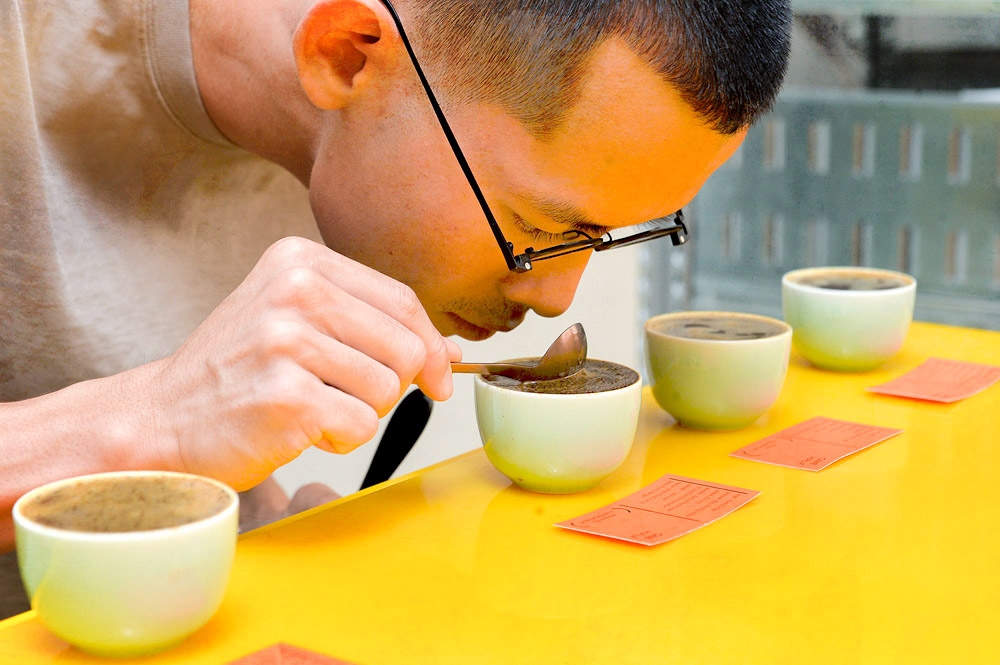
[0,237,458,551]
[144,236,460,490]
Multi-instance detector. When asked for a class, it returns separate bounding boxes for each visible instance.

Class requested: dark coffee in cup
[481,359,639,395]
[649,313,787,341]
[20,475,232,532]
[790,270,909,291]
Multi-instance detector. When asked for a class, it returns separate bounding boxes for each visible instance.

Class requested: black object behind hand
[360,389,433,490]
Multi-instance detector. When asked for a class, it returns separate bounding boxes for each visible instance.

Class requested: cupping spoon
[451,323,587,382]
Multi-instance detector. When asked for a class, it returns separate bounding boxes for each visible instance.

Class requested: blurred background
[647,0,1000,331]
[276,0,1000,499]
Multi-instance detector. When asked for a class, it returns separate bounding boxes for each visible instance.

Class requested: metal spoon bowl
[451,323,587,382]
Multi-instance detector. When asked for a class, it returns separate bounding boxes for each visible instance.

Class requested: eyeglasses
[377,0,689,273]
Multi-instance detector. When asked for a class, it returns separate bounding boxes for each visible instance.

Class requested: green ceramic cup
[782,267,916,371]
[645,311,792,430]
[14,471,238,657]
[474,359,642,493]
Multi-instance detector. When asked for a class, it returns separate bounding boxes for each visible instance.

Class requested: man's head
[410,0,792,138]
[291,0,791,339]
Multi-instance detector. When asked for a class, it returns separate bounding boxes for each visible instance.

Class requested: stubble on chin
[434,299,528,340]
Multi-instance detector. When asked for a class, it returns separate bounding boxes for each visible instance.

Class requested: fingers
[445,337,463,362]
[154,237,463,490]
[254,270,433,417]
[259,238,456,401]
[298,380,382,454]
[260,281,420,416]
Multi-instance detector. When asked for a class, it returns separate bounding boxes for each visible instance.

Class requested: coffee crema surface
[790,271,909,291]
[481,359,639,394]
[650,314,787,341]
[21,476,232,532]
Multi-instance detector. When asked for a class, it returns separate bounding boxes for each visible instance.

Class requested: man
[1,0,790,556]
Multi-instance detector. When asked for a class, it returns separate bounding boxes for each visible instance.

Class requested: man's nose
[499,252,591,318]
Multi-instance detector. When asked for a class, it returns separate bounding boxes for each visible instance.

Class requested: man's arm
[0,368,166,550]
[1,237,459,551]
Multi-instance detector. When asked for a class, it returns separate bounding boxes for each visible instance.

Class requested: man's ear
[293,0,387,110]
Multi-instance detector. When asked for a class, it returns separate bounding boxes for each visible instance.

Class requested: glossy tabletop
[2,321,999,664]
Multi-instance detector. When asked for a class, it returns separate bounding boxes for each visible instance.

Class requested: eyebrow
[515,193,612,238]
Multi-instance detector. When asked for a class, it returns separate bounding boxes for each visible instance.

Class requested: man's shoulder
[11,0,229,149]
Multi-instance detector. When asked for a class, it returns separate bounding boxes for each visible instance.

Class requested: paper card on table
[730,416,903,471]
[556,474,759,546]
[228,643,357,665]
[867,357,1000,403]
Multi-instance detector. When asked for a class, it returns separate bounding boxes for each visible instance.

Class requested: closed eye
[509,212,567,243]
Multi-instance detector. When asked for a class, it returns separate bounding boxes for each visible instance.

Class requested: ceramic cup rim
[782,266,916,297]
[644,310,792,344]
[13,470,238,543]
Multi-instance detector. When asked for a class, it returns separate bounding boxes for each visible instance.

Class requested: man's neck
[189,0,320,184]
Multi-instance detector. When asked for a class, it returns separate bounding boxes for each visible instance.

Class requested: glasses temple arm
[376,1,526,272]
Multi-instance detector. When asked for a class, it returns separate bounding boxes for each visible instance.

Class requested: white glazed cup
[13,471,238,657]
[474,362,642,493]
[644,311,792,430]
[782,266,916,371]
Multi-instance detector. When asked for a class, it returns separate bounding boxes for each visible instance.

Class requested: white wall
[273,245,644,497]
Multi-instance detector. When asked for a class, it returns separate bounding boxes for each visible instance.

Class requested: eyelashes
[509,211,564,243]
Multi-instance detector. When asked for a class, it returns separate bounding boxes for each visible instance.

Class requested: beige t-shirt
[1,0,320,400]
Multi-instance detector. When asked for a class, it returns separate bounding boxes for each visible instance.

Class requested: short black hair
[411,0,792,137]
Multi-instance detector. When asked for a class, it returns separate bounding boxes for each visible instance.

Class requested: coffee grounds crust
[481,359,639,394]
[21,476,231,533]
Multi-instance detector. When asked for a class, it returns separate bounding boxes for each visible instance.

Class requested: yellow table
[3,321,1000,664]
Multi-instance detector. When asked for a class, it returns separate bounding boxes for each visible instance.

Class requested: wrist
[99,358,184,474]
[0,362,182,525]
